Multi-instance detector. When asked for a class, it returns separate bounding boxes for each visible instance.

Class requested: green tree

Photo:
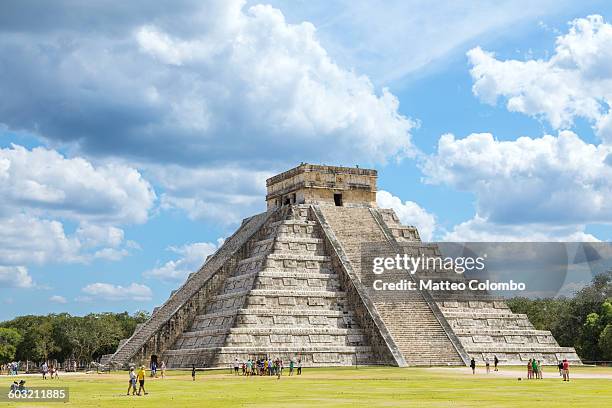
[599,324,612,360]
[508,271,612,361]
[66,314,123,364]
[31,320,60,362]
[0,328,22,364]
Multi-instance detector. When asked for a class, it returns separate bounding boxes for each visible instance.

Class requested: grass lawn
[1,366,611,407]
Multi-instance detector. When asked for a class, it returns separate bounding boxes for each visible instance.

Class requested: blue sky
[1,0,612,320]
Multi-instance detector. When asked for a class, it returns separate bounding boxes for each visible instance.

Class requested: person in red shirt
[562,359,570,382]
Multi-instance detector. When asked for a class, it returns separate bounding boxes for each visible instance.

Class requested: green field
[1,366,611,407]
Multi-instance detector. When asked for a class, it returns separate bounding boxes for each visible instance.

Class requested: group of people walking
[127,366,148,396]
[469,356,500,374]
[0,362,20,375]
[233,357,302,377]
[41,362,60,379]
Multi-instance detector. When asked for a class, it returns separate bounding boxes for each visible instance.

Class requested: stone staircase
[318,205,465,366]
[106,210,275,368]
[161,205,376,367]
[438,300,581,364]
[376,208,581,365]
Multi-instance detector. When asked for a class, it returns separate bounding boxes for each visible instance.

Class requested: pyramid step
[183,327,364,337]
[453,328,552,336]
[464,345,578,353]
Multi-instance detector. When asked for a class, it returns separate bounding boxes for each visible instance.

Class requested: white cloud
[131,2,417,164]
[76,223,125,249]
[0,266,34,288]
[0,144,156,224]
[423,131,612,241]
[468,15,612,143]
[423,131,612,226]
[0,1,425,231]
[0,214,80,265]
[376,190,436,241]
[153,165,270,224]
[0,1,417,167]
[0,213,133,266]
[0,145,157,268]
[443,215,599,242]
[49,295,67,304]
[144,241,222,282]
[81,282,153,301]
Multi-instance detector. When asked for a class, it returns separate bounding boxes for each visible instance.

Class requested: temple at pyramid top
[266,163,377,209]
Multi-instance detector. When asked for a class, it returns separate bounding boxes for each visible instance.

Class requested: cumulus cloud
[424,131,612,225]
[0,144,155,224]
[153,165,270,224]
[144,240,222,281]
[49,295,67,304]
[468,15,612,143]
[81,282,153,301]
[376,191,436,241]
[0,145,156,267]
[0,214,133,265]
[0,0,415,167]
[443,216,599,242]
[0,266,34,288]
[423,131,611,241]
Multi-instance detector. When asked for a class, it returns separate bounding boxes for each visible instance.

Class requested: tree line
[0,311,149,366]
[507,271,612,362]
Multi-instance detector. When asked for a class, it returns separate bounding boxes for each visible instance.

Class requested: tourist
[297,359,302,375]
[234,359,239,375]
[127,367,137,396]
[150,360,157,378]
[160,361,166,379]
[192,364,196,381]
[485,359,490,374]
[562,359,570,382]
[494,355,499,372]
[137,365,147,395]
[531,359,538,379]
[289,359,294,376]
[470,357,476,374]
[42,362,48,379]
[558,361,563,376]
[537,361,543,379]
[527,359,533,379]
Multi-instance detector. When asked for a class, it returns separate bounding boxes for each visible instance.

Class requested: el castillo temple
[104,164,581,368]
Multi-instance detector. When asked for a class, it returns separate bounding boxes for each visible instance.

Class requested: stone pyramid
[105,164,580,368]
